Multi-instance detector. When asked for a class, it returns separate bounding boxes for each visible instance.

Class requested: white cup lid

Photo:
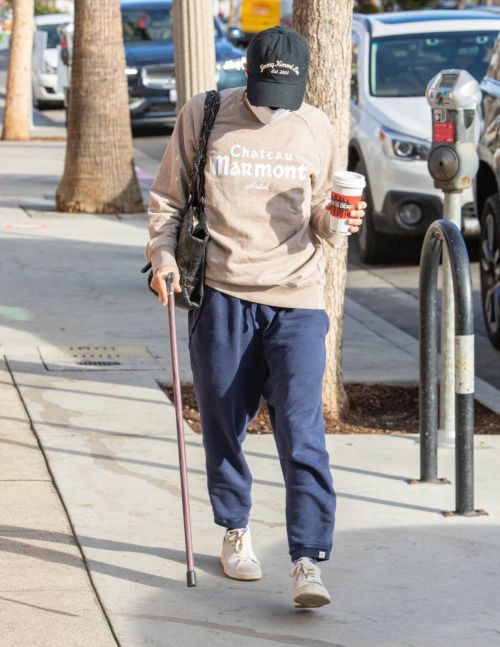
[333,171,366,191]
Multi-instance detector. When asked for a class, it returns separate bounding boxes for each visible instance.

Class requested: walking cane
[166,272,196,587]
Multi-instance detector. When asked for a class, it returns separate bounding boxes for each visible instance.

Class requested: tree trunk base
[1,129,31,141]
[55,0,144,215]
[55,179,144,215]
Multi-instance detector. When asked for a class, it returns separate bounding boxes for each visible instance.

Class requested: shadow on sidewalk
[0,432,444,516]
[119,524,500,647]
[0,523,220,587]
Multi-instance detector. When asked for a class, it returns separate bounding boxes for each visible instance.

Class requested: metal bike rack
[418,219,486,517]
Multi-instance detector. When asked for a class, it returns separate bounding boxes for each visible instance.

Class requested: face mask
[245,94,292,124]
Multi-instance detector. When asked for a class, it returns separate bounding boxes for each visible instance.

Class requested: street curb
[345,296,500,415]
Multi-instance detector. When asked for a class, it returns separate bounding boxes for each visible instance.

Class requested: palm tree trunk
[172,0,217,111]
[56,0,143,214]
[2,0,34,141]
[293,0,354,421]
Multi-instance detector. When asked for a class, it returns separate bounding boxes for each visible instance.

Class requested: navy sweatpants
[188,286,336,562]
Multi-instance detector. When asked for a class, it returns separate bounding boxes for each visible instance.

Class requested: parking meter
[424,69,481,449]
[426,69,481,193]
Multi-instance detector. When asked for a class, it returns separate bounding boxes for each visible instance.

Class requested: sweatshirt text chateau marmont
[145,86,345,310]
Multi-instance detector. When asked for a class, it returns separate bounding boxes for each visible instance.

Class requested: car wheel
[480,194,500,350]
[354,159,397,264]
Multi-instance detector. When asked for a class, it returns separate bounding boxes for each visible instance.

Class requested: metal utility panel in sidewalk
[38,346,161,371]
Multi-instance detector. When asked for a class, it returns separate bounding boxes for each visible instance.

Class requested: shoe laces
[291,559,321,585]
[225,529,248,557]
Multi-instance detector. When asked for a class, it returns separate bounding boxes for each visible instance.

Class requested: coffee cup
[330,171,366,235]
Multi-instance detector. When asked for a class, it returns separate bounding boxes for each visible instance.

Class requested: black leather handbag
[142,89,221,310]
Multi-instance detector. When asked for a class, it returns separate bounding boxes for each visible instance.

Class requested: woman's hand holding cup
[329,171,367,236]
[348,200,367,234]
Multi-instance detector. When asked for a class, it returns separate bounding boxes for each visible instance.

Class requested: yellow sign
[241,0,281,34]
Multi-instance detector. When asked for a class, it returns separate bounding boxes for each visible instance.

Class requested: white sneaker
[220,527,262,581]
[291,558,331,608]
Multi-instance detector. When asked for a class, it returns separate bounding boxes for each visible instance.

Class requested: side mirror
[227,26,244,47]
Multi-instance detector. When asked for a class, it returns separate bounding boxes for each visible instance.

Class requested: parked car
[59,0,246,124]
[349,10,500,263]
[32,13,72,108]
[476,34,500,349]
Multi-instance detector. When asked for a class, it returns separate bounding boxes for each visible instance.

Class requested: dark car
[122,0,246,123]
[476,34,500,349]
[60,0,246,123]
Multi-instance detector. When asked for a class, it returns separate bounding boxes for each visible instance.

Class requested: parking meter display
[330,171,366,235]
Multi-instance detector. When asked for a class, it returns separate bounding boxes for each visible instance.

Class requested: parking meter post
[439,191,462,447]
[448,237,476,515]
[425,69,481,449]
[418,221,486,516]
[419,235,439,482]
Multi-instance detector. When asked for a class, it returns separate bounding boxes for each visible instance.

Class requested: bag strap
[187,90,221,211]
[141,91,221,277]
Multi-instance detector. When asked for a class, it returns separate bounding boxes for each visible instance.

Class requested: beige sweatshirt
[146,86,345,309]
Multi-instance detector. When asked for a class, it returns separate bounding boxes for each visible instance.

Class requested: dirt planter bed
[163,384,499,435]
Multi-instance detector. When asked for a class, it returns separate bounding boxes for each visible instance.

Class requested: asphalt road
[1,43,497,389]
[345,242,500,390]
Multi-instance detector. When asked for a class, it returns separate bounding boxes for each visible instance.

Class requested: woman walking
[146,25,365,608]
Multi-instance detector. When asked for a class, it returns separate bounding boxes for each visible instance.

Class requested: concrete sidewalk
[1,139,500,647]
[0,359,116,647]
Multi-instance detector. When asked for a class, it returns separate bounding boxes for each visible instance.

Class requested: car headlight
[216,56,246,72]
[380,126,430,161]
[125,67,139,76]
[42,60,56,74]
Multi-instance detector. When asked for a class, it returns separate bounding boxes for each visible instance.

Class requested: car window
[37,23,61,49]
[121,7,223,43]
[485,36,500,82]
[370,31,497,97]
[122,7,173,42]
[351,31,359,103]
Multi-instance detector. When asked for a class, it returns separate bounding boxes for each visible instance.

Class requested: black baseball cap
[246,26,309,111]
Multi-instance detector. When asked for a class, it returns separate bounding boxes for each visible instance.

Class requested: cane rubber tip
[187,570,197,587]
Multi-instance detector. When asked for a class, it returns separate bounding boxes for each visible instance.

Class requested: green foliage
[35,0,58,15]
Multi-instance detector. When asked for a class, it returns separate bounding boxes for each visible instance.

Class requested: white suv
[32,13,72,108]
[349,9,500,263]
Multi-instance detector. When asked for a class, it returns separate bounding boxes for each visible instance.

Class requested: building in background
[213,0,234,20]
[54,0,73,11]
